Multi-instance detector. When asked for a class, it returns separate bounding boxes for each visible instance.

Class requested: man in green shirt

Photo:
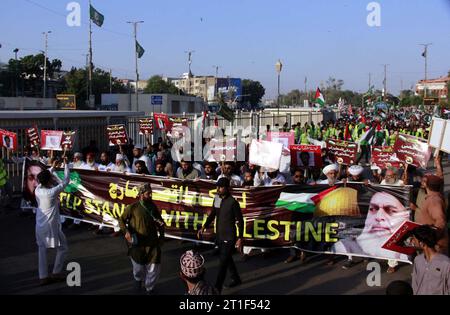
[119,183,165,294]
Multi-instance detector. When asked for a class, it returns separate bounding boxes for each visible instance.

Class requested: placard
[0,129,18,151]
[249,139,283,170]
[60,131,76,151]
[139,118,153,135]
[441,121,450,154]
[428,118,446,149]
[326,139,358,165]
[40,130,63,151]
[392,134,432,169]
[26,126,40,148]
[106,125,128,146]
[290,144,322,167]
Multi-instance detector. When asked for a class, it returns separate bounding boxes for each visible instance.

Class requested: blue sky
[1,0,449,99]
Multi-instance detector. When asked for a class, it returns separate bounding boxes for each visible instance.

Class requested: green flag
[217,103,235,122]
[136,41,145,58]
[90,5,104,27]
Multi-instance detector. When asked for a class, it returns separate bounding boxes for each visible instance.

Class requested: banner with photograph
[21,159,413,263]
[106,124,128,146]
[290,144,322,168]
[40,130,63,151]
[0,129,18,151]
[392,134,432,169]
[153,113,170,130]
[326,139,358,165]
[371,146,401,169]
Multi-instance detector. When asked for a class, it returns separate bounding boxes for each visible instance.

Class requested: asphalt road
[1,160,449,295]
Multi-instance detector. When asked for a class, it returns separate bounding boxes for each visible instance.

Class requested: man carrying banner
[197,177,244,292]
[118,183,165,294]
[34,157,70,285]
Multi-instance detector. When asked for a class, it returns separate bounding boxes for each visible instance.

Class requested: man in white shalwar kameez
[35,158,70,285]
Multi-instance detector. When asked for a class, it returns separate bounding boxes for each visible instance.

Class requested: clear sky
[1,0,449,99]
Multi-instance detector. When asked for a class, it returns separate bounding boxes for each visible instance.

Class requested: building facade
[415,76,449,100]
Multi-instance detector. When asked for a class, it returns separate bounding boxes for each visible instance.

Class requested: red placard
[0,129,18,151]
[106,124,128,146]
[60,131,76,151]
[26,126,40,148]
[208,138,237,162]
[40,130,63,151]
[326,139,358,165]
[382,221,421,256]
[167,117,189,139]
[153,113,170,130]
[267,131,295,151]
[371,146,401,169]
[290,144,322,168]
[139,118,153,135]
[392,134,432,169]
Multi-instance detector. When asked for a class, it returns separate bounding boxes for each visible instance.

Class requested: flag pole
[88,0,93,108]
[127,21,144,112]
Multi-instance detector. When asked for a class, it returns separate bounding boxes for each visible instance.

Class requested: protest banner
[138,118,153,135]
[167,117,189,139]
[40,130,63,151]
[0,129,18,151]
[249,139,283,170]
[154,113,170,130]
[207,138,237,162]
[290,144,322,168]
[106,124,128,146]
[392,134,432,168]
[26,126,40,148]
[267,131,295,151]
[371,146,401,168]
[428,118,446,149]
[326,139,358,165]
[22,159,413,263]
[60,131,76,151]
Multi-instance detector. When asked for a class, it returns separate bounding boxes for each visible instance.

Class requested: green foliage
[63,67,128,109]
[240,79,265,107]
[143,75,183,95]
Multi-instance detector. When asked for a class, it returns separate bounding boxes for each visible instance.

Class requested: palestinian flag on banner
[314,88,325,107]
[90,4,104,27]
[275,186,337,213]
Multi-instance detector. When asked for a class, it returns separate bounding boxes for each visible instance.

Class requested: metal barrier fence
[3,110,336,193]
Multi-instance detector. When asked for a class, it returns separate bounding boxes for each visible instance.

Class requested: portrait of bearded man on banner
[331,191,410,261]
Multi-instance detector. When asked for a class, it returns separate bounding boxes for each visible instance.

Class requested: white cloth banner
[249,139,282,170]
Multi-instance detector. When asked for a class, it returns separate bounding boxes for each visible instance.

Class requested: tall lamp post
[127,20,144,112]
[275,59,283,114]
[13,48,19,97]
[42,31,51,98]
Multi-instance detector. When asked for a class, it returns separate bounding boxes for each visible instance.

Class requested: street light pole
[212,65,220,102]
[13,48,19,97]
[127,20,144,112]
[185,50,195,95]
[42,31,51,98]
[275,59,283,114]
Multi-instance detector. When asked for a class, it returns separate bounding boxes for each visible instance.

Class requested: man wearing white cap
[345,165,368,184]
[316,164,340,185]
[132,144,152,174]
[111,153,131,173]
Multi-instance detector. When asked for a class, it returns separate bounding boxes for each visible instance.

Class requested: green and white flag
[136,41,145,58]
[217,103,235,122]
[89,5,104,27]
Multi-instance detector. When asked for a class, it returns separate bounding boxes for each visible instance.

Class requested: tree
[0,53,62,97]
[240,79,265,108]
[143,75,182,94]
[63,67,127,109]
